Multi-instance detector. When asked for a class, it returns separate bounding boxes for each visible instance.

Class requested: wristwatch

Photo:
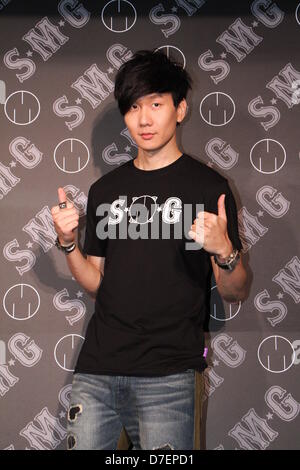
[214,248,240,271]
[55,236,76,255]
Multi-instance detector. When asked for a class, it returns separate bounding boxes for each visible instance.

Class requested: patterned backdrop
[1,0,299,450]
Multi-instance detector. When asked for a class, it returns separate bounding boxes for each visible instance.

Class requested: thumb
[57,187,72,209]
[58,187,66,204]
[217,194,227,221]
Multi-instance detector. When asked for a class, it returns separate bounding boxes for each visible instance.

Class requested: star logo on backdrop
[75,98,82,105]
[9,161,17,167]
[257,210,264,217]
[266,412,273,420]
[26,50,33,57]
[271,98,277,105]
[277,292,284,299]
[125,145,131,152]
[58,20,65,27]
[8,359,15,366]
[76,291,83,298]
[59,411,66,419]
[107,67,114,74]
[252,21,259,27]
[26,241,33,249]
[171,6,178,12]
[220,52,227,59]
[213,359,220,367]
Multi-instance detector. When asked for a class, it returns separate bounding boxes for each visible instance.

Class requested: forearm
[215,256,247,303]
[63,245,101,297]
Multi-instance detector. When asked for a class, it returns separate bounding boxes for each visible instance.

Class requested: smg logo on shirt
[95,194,205,251]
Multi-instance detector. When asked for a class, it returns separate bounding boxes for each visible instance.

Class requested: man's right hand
[51,187,79,245]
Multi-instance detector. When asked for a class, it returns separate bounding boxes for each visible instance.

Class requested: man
[51,49,247,450]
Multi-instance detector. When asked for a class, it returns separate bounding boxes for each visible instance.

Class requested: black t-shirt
[74,153,243,376]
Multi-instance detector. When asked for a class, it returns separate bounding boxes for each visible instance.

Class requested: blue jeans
[67,369,199,450]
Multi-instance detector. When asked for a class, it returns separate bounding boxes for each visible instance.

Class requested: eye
[152,102,161,108]
[130,103,138,110]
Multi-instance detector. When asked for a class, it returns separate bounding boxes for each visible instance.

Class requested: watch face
[219,263,230,270]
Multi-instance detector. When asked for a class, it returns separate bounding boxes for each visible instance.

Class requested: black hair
[114,49,192,118]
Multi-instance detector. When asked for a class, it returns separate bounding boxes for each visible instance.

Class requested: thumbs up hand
[188,194,233,258]
[51,187,79,245]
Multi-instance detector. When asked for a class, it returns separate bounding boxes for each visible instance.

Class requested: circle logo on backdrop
[54,138,90,173]
[257,335,295,373]
[54,334,85,372]
[250,139,286,174]
[210,285,241,321]
[3,284,40,320]
[199,92,235,126]
[101,0,137,33]
[155,45,186,69]
[4,90,40,125]
[295,3,300,25]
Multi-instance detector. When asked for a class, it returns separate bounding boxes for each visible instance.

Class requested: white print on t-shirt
[95,195,205,251]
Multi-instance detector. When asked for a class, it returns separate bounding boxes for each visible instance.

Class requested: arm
[51,186,104,299]
[210,238,247,304]
[63,242,104,298]
[189,192,248,304]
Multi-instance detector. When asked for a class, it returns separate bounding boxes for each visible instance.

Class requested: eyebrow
[136,93,164,102]
[148,93,163,98]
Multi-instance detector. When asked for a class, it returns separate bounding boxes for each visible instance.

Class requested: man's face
[124,92,186,152]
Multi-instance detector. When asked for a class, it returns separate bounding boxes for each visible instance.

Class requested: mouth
[140,133,155,140]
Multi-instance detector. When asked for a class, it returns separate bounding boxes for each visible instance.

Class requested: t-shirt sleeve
[206,179,243,252]
[83,185,107,257]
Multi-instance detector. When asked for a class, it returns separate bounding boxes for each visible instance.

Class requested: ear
[176,98,187,124]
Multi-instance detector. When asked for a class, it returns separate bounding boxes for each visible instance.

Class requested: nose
[138,106,152,127]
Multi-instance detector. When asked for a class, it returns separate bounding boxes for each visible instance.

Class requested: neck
[134,137,182,171]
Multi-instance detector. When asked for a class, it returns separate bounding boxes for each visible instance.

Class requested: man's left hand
[188,194,233,259]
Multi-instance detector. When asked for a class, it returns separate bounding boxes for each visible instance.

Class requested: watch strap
[55,236,76,254]
[214,248,240,271]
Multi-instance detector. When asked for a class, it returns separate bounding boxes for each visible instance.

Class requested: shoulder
[88,159,131,194]
[185,154,225,179]
[184,154,229,194]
